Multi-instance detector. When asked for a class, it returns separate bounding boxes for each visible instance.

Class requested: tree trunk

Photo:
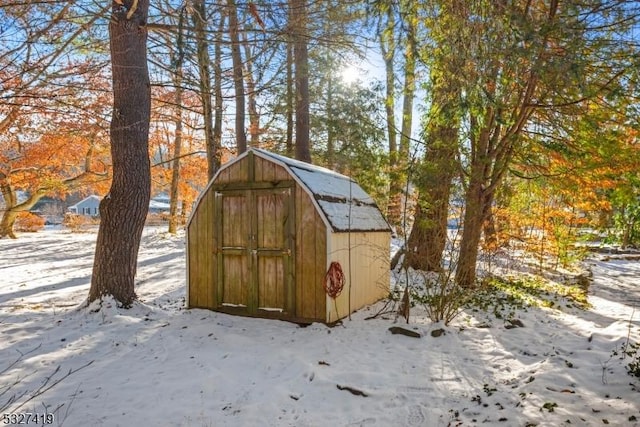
[0,182,18,238]
[213,11,224,166]
[405,132,457,271]
[192,0,218,180]
[241,32,260,147]
[0,188,46,239]
[406,69,460,271]
[0,211,18,239]
[285,41,294,157]
[89,0,151,307]
[396,0,417,217]
[228,0,247,154]
[168,8,186,235]
[379,6,399,227]
[325,74,335,168]
[399,4,416,166]
[291,0,311,163]
[455,177,485,288]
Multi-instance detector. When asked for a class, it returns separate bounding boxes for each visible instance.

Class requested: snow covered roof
[252,148,390,232]
[67,195,101,210]
[149,199,171,211]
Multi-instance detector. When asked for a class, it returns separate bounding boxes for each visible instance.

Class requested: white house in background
[149,198,171,214]
[67,195,101,216]
[68,194,171,217]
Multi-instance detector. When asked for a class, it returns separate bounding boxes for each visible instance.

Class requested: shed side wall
[187,187,216,309]
[327,232,390,323]
[295,185,327,321]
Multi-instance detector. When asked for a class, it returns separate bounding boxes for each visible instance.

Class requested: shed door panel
[255,190,289,312]
[219,192,250,308]
[216,186,294,316]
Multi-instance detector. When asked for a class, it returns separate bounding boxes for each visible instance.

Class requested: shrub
[145,213,169,226]
[15,212,45,232]
[622,340,640,378]
[63,213,98,232]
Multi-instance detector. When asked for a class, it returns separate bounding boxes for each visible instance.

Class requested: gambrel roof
[249,148,390,232]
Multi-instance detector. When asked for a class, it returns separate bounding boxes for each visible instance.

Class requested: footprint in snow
[407,405,426,426]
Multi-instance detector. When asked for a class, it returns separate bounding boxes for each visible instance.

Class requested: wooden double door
[215,184,295,317]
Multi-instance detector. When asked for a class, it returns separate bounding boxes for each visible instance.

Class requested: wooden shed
[186,148,390,323]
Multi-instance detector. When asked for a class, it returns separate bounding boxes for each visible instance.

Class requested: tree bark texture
[241,32,260,147]
[291,0,311,163]
[213,11,224,167]
[0,182,18,238]
[405,128,458,271]
[89,0,151,306]
[455,169,486,288]
[168,8,186,235]
[228,0,247,153]
[406,65,461,271]
[192,0,219,180]
[285,42,294,157]
[379,6,399,226]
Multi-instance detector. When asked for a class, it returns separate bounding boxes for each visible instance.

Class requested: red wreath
[324,261,345,299]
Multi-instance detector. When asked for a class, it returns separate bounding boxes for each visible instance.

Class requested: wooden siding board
[291,184,327,321]
[214,190,223,309]
[266,160,276,181]
[254,156,291,184]
[314,215,327,320]
[285,186,296,316]
[254,155,264,181]
[258,257,284,309]
[327,232,390,322]
[275,165,289,181]
[226,157,249,183]
[187,219,199,307]
[302,190,317,319]
[255,190,289,312]
[223,255,248,307]
[218,167,230,184]
[295,186,307,318]
[194,207,206,307]
[202,191,211,308]
[220,192,250,310]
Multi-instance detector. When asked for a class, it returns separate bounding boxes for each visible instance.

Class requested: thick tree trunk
[455,165,487,288]
[405,133,457,271]
[89,0,151,307]
[228,0,247,153]
[192,0,219,180]
[0,210,18,239]
[0,183,18,238]
[406,74,460,271]
[405,1,464,270]
[291,0,311,163]
[0,188,47,239]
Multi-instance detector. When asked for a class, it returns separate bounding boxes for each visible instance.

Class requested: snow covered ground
[1,228,639,426]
